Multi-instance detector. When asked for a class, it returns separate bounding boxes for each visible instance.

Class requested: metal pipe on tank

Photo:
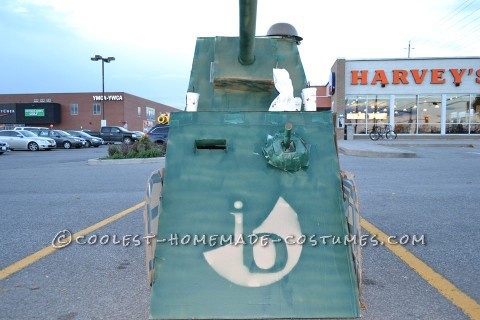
[283,123,293,149]
[238,0,257,65]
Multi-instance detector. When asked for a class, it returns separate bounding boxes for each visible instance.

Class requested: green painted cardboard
[149,111,360,319]
[145,1,361,318]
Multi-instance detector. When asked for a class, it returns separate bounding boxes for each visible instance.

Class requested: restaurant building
[0,92,178,132]
[329,57,480,139]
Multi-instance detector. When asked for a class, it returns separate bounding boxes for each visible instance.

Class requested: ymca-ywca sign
[92,95,123,101]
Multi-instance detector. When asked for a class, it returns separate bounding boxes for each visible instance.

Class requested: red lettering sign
[430,69,446,84]
[351,70,368,85]
[410,69,428,84]
[371,70,389,85]
[449,69,466,84]
[392,70,409,84]
[349,67,479,85]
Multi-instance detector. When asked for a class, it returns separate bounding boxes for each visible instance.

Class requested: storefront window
[345,94,479,136]
[367,95,389,132]
[345,95,389,134]
[345,96,367,134]
[446,94,470,134]
[394,95,418,134]
[418,95,441,134]
[471,94,480,134]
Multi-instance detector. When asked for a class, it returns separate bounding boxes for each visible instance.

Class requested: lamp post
[90,55,115,123]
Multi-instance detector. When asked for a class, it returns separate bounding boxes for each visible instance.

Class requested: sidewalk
[337,138,480,158]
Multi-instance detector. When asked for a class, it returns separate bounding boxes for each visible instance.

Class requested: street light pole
[101,59,105,120]
[91,54,115,123]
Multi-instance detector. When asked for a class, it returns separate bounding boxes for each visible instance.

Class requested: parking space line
[3,203,478,320]
[361,217,480,320]
[0,201,145,281]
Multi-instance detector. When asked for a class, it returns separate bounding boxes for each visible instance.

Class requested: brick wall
[0,92,178,131]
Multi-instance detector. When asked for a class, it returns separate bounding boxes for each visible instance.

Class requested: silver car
[0,130,56,151]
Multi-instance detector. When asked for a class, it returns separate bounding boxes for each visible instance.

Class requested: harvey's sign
[345,58,480,95]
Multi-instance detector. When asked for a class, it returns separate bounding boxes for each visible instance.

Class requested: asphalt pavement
[1,142,479,320]
[338,140,480,320]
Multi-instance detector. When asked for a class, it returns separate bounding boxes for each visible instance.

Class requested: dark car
[81,129,100,137]
[67,130,104,147]
[145,125,169,146]
[37,129,84,149]
[98,126,139,144]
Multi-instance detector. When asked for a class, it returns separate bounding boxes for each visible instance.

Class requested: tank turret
[187,0,307,112]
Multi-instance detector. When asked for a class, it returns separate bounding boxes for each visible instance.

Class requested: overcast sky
[0,0,479,109]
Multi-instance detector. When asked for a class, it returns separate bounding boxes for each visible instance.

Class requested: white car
[0,140,10,154]
[14,126,49,131]
[0,130,56,151]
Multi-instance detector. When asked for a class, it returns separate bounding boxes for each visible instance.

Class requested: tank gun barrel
[283,123,293,149]
[238,0,257,65]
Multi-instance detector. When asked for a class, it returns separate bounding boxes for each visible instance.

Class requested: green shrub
[107,145,120,157]
[105,136,165,159]
[110,153,125,159]
[137,148,162,158]
[119,143,131,156]
[126,150,138,158]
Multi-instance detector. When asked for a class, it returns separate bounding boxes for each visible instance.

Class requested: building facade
[0,92,178,132]
[330,57,480,138]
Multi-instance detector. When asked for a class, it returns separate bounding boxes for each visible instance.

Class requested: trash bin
[346,125,354,141]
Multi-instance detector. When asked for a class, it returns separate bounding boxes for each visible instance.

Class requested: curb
[379,143,478,148]
[87,157,165,165]
[338,139,479,158]
[338,145,416,158]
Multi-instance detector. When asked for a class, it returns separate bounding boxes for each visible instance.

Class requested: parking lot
[0,145,479,319]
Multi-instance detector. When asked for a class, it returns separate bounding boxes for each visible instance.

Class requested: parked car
[97,126,139,144]
[133,131,145,137]
[67,130,104,147]
[36,129,84,149]
[145,125,169,146]
[0,140,10,154]
[14,126,49,131]
[0,130,56,151]
[81,127,139,144]
[13,126,49,135]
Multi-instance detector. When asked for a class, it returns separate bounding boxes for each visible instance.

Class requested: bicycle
[369,124,397,141]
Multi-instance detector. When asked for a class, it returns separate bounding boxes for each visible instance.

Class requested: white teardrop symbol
[203,197,303,287]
